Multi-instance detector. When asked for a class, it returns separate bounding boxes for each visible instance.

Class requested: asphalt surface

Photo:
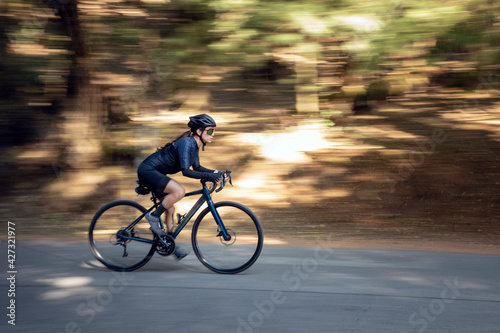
[1,239,499,333]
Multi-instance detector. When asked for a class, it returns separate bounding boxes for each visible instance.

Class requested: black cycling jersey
[141,136,215,179]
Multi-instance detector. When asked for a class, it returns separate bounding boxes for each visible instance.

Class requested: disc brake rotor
[219,228,236,246]
[112,228,132,245]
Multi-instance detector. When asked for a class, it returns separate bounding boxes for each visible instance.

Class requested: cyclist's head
[188,114,216,150]
[188,114,216,132]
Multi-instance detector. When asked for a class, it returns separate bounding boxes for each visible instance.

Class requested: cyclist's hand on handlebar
[203,170,232,192]
[209,171,225,183]
[216,170,232,192]
[224,170,232,185]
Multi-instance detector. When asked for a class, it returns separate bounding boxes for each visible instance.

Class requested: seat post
[151,192,159,204]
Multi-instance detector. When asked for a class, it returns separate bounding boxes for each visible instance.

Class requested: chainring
[156,234,176,256]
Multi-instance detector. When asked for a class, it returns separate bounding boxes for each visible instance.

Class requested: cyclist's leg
[165,206,176,233]
[160,179,185,233]
[161,180,188,260]
[139,165,170,231]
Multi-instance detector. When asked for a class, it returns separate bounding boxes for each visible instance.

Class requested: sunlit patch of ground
[44,170,109,200]
[10,43,71,56]
[239,120,335,162]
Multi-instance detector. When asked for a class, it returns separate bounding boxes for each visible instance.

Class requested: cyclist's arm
[183,156,221,180]
[192,155,216,174]
[178,139,221,181]
[182,168,221,181]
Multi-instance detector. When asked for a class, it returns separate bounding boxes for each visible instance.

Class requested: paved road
[1,239,499,333]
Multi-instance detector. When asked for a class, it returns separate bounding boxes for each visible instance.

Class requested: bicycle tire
[89,200,156,271]
[191,201,263,274]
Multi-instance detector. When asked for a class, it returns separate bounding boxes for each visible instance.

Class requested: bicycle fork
[206,197,231,241]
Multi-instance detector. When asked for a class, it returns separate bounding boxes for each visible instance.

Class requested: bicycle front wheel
[89,200,156,271]
[192,201,263,274]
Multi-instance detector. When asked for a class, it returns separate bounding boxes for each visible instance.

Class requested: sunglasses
[205,128,215,135]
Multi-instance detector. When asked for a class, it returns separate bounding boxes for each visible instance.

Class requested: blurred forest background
[1,0,500,250]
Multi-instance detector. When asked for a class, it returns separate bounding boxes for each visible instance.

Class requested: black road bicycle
[88,173,263,274]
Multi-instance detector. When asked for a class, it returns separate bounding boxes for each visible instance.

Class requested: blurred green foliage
[1,0,499,148]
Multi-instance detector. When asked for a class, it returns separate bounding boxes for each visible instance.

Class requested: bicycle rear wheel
[89,200,156,271]
[191,201,263,274]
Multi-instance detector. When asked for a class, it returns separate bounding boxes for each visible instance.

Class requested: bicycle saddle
[135,181,151,195]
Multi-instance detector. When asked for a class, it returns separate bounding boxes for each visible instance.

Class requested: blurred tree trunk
[58,0,103,168]
[294,42,320,113]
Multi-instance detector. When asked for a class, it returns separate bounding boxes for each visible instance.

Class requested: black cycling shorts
[137,163,171,193]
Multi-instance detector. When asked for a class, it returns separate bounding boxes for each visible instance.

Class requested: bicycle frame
[120,183,230,245]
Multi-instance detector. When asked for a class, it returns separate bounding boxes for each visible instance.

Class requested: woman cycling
[137,114,225,260]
